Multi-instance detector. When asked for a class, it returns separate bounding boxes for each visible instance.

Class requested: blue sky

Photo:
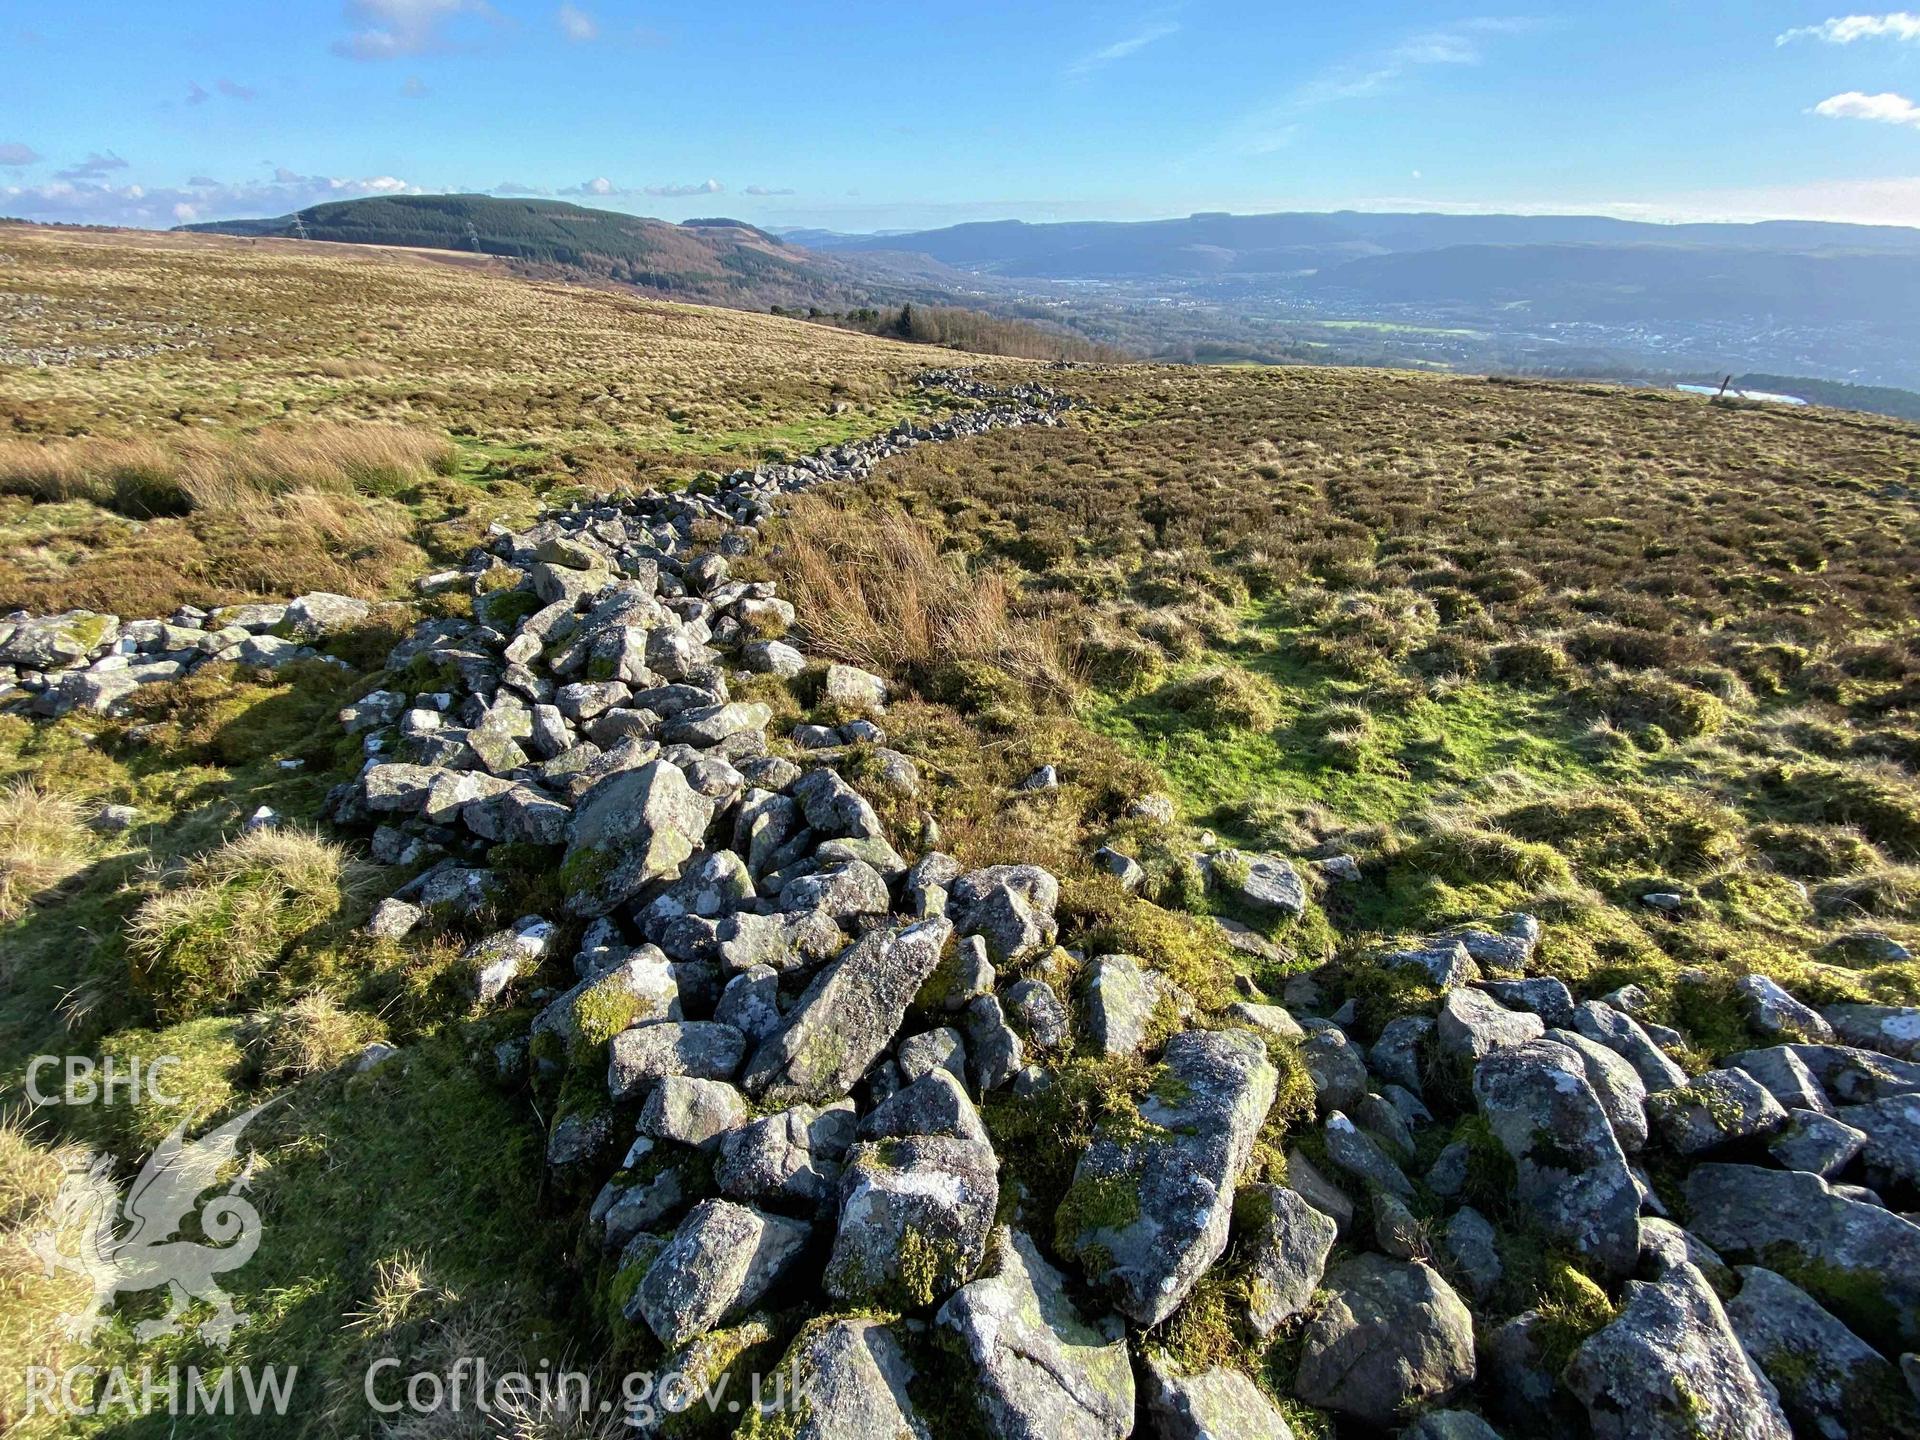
[4,3,1920,231]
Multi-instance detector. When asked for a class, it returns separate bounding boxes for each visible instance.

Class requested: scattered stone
[824,1135,998,1306]
[741,917,953,1106]
[1241,1183,1338,1336]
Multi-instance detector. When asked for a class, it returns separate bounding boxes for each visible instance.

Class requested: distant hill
[177,194,1118,362]
[805,209,1920,279]
[180,194,881,309]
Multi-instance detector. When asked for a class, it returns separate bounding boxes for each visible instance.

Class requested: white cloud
[2,167,423,228]
[0,142,39,166]
[402,74,430,97]
[1066,19,1179,79]
[648,178,722,197]
[1813,90,1920,125]
[744,184,795,196]
[557,3,597,42]
[1778,12,1920,45]
[332,0,497,61]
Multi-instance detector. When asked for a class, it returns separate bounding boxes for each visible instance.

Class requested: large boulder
[1726,1265,1914,1440]
[1472,1039,1640,1278]
[772,1317,929,1440]
[632,1199,811,1348]
[1140,1353,1295,1440]
[606,1020,745,1102]
[1082,953,1168,1058]
[1056,1028,1277,1325]
[1437,987,1544,1063]
[1543,1026,1650,1152]
[1292,1256,1476,1426]
[564,759,715,916]
[1834,1093,1920,1189]
[1208,849,1306,918]
[740,917,953,1106]
[1565,1262,1790,1440]
[935,1227,1134,1440]
[1573,1001,1688,1091]
[1684,1164,1920,1349]
[823,1135,999,1307]
[946,864,1059,966]
[1647,1067,1787,1155]
[0,609,118,667]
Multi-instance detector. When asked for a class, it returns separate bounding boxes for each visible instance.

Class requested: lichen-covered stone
[1057,1028,1277,1325]
[935,1227,1133,1440]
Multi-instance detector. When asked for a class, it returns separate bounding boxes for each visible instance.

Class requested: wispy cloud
[0,142,40,166]
[557,3,597,42]
[1227,18,1534,154]
[54,151,130,181]
[402,74,430,97]
[331,0,498,61]
[744,184,795,196]
[1066,18,1179,79]
[1778,12,1920,45]
[1813,89,1920,125]
[189,78,257,103]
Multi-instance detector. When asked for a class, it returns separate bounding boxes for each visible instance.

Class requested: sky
[4,3,1920,232]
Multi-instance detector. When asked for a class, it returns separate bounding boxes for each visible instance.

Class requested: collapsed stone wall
[10,371,1920,1436]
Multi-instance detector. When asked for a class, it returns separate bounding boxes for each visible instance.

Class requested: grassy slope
[0,224,955,615]
[4,241,1920,1434]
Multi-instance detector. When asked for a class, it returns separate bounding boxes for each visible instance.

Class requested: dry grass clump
[0,1113,94,1435]
[127,828,373,1021]
[0,485,423,615]
[0,424,457,519]
[241,991,383,1082]
[332,1252,623,1440]
[769,496,1076,703]
[0,780,90,921]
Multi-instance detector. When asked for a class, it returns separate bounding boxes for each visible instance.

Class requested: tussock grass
[332,1252,622,1439]
[770,496,1075,703]
[241,991,382,1082]
[0,424,457,519]
[127,828,374,1021]
[0,780,90,921]
[0,1113,94,1435]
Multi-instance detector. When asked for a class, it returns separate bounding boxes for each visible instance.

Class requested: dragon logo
[30,1103,272,1348]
